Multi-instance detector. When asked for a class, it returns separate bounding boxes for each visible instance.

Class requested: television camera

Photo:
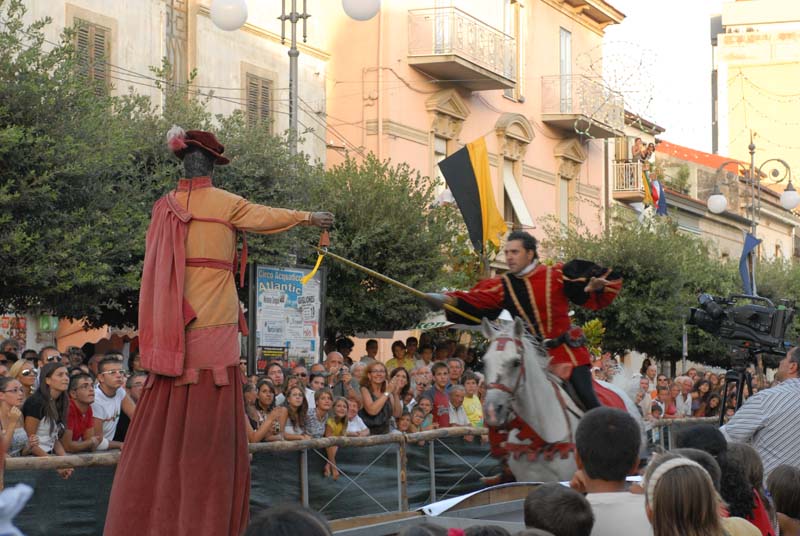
[686,293,795,422]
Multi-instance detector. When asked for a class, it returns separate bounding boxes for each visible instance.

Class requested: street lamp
[705,142,798,295]
[210,0,381,157]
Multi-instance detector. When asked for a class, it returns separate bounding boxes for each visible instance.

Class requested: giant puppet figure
[427,230,622,411]
[104,128,333,535]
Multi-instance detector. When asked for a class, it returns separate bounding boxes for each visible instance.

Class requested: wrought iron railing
[613,161,645,193]
[541,75,624,133]
[408,7,516,82]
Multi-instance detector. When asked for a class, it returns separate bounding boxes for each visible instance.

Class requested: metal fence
[2,427,497,536]
[541,74,625,132]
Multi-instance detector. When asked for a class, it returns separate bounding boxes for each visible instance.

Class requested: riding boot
[569,364,601,410]
[480,457,517,486]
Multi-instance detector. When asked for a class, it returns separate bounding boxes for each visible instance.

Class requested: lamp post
[706,142,799,294]
[209,0,381,157]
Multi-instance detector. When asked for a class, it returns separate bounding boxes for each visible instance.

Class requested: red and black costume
[445,259,622,409]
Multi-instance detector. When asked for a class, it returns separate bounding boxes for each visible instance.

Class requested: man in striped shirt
[722,348,800,477]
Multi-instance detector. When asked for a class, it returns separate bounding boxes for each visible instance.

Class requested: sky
[601,0,725,153]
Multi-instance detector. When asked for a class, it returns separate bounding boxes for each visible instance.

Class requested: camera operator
[722,347,800,478]
[323,352,362,404]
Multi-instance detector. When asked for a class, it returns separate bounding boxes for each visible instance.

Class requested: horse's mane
[492,321,549,368]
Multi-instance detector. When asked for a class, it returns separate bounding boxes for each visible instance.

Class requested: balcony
[612,161,645,203]
[541,75,624,138]
[407,7,516,91]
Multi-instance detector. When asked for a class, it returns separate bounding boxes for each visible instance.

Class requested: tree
[305,155,460,337]
[540,211,740,366]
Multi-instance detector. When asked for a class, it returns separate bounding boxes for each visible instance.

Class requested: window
[433,135,448,196]
[75,19,110,96]
[246,73,273,131]
[503,0,522,100]
[503,158,534,229]
[559,28,572,113]
[559,177,571,227]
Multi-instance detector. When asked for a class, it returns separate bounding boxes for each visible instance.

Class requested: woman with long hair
[244,379,283,443]
[691,379,712,416]
[279,386,310,441]
[704,394,722,418]
[644,453,759,536]
[0,376,36,457]
[21,362,73,479]
[359,362,402,436]
[243,383,258,428]
[253,379,277,425]
[8,359,36,400]
[727,443,778,536]
[323,396,349,480]
[389,367,411,411]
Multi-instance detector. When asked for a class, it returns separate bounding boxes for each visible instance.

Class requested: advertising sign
[255,265,324,364]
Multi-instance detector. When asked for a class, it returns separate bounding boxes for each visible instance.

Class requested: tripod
[718,367,752,426]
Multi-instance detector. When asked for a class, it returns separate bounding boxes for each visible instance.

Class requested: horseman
[426,230,622,411]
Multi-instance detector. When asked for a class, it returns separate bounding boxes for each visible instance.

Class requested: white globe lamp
[707,188,728,214]
[342,0,381,21]
[780,181,800,211]
[210,0,248,31]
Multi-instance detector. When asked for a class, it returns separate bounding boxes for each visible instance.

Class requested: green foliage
[540,210,741,366]
[582,318,605,358]
[305,155,460,337]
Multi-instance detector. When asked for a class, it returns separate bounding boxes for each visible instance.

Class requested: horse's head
[482,317,527,427]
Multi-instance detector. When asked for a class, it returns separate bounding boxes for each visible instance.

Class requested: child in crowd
[461,372,483,427]
[416,397,436,430]
[345,399,369,437]
[423,362,451,428]
[324,396,349,480]
[767,465,800,536]
[409,407,425,433]
[393,412,412,434]
[524,482,594,536]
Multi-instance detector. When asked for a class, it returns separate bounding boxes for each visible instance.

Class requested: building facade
[321,0,625,258]
[711,0,800,176]
[21,0,329,160]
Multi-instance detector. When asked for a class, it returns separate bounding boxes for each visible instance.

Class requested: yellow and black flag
[438,138,507,254]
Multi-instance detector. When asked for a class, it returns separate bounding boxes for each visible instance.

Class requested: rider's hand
[424,293,451,311]
[309,212,334,229]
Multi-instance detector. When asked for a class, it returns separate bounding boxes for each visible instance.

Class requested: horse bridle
[487,336,526,400]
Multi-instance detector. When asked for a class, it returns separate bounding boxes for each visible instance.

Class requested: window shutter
[259,78,271,128]
[245,73,273,132]
[76,23,91,79]
[92,25,109,95]
[74,19,109,95]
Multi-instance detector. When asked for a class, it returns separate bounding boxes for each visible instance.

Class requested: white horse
[481,317,643,482]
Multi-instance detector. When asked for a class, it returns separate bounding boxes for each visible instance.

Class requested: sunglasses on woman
[21,369,36,377]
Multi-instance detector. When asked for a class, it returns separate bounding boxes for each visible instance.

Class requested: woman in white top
[21,362,73,479]
[277,386,311,440]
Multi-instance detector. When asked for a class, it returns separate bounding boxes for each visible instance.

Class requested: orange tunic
[174,176,311,385]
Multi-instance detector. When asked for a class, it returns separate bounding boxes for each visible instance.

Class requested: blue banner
[739,232,761,295]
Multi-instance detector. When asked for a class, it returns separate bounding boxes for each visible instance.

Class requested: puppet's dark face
[183,146,216,178]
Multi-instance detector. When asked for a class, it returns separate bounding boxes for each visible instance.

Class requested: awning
[503,174,535,228]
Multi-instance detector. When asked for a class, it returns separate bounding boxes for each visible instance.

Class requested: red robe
[446,260,622,367]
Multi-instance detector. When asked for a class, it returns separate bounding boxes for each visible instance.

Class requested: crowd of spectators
[239,335,488,480]
[590,355,769,422]
[0,340,143,480]
[3,335,799,536]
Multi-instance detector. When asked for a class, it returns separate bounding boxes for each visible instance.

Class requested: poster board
[255,264,324,366]
[0,314,27,350]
